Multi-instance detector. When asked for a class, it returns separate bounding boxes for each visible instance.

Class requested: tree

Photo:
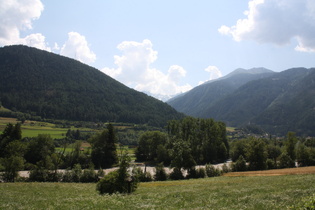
[267,144,282,166]
[285,132,297,161]
[246,138,267,170]
[90,124,118,169]
[170,139,196,171]
[1,156,24,182]
[25,134,55,165]
[135,131,168,163]
[295,141,310,167]
[0,123,22,158]
[278,152,295,168]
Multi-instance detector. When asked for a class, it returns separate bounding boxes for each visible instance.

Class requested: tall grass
[1,174,314,209]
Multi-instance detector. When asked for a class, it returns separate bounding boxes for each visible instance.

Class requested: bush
[186,167,197,179]
[196,167,206,178]
[266,158,276,170]
[278,152,295,169]
[133,167,153,182]
[232,155,247,172]
[169,167,184,180]
[96,170,120,194]
[62,168,73,182]
[71,164,82,182]
[154,163,168,181]
[80,168,98,183]
[96,152,138,194]
[222,163,231,173]
[205,164,222,177]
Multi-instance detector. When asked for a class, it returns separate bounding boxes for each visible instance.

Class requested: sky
[1,0,315,100]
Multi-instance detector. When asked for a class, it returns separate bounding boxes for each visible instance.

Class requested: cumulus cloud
[0,0,48,49]
[60,32,96,64]
[218,0,315,52]
[199,66,222,85]
[102,39,192,98]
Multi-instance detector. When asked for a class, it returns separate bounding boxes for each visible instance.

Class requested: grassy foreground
[1,174,314,209]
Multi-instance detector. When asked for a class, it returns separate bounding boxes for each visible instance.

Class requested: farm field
[0,117,97,138]
[0,117,68,138]
[1,168,315,209]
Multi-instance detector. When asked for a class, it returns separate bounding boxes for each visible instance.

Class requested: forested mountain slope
[168,67,315,136]
[167,68,275,117]
[0,45,184,126]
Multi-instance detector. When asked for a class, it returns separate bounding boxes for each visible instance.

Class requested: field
[0,117,68,138]
[1,167,315,209]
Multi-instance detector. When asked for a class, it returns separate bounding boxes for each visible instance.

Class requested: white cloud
[23,33,51,51]
[101,39,192,98]
[219,0,315,52]
[0,0,47,49]
[60,32,96,64]
[199,66,222,85]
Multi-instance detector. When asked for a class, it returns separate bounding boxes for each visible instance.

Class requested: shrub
[205,164,221,177]
[62,168,73,182]
[222,163,231,173]
[80,168,98,183]
[266,158,276,170]
[186,167,198,179]
[71,164,82,182]
[96,152,138,194]
[196,167,206,178]
[96,170,120,194]
[278,152,295,169]
[232,155,247,172]
[133,167,153,182]
[154,163,168,181]
[169,167,184,180]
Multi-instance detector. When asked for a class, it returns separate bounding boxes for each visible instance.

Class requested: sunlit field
[1,169,314,209]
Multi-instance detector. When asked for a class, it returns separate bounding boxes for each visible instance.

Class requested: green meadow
[1,174,314,209]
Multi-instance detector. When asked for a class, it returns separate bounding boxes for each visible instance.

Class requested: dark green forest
[0,45,184,127]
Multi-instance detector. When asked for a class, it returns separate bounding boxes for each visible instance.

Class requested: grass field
[0,117,68,138]
[1,168,315,209]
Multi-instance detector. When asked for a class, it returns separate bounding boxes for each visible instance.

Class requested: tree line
[0,123,118,182]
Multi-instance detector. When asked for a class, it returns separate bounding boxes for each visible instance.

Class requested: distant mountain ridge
[167,68,275,117]
[168,67,315,136]
[0,45,184,126]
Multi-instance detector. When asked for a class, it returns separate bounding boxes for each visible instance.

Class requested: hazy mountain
[167,68,275,117]
[168,67,315,135]
[0,45,184,126]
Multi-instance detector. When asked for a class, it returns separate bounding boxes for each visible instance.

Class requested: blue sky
[1,0,314,100]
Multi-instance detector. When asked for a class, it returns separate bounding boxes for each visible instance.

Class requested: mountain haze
[167,68,275,117]
[168,67,315,136]
[0,45,184,126]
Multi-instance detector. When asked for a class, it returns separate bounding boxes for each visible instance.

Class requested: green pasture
[0,117,67,138]
[0,174,314,209]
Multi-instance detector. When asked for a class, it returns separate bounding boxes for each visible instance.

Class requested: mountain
[0,45,184,126]
[167,68,275,117]
[168,67,315,136]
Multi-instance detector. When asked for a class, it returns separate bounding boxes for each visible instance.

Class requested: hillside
[168,67,315,136]
[167,68,275,117]
[0,45,184,126]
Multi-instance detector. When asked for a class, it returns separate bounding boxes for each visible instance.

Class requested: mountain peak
[225,67,273,78]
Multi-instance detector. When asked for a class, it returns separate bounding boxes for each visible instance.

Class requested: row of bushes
[4,164,105,183]
[132,163,230,183]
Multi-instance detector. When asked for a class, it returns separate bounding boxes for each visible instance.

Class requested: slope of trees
[0,45,184,127]
[168,67,315,136]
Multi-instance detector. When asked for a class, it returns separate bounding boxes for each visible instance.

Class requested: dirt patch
[223,166,315,177]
